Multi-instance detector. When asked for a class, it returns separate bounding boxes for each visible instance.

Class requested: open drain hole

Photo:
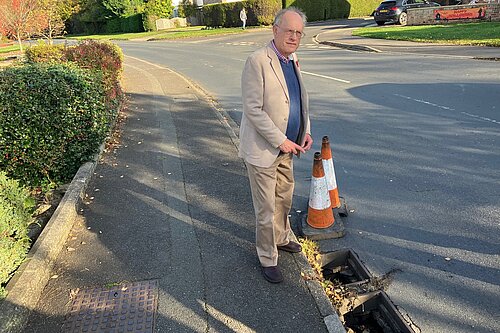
[320,250,416,332]
[321,249,371,286]
[341,291,414,333]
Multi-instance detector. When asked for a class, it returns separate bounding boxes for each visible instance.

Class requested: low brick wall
[408,3,500,25]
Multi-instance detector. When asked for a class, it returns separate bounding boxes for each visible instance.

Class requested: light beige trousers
[245,153,294,267]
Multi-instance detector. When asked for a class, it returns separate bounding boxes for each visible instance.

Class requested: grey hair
[273,7,307,26]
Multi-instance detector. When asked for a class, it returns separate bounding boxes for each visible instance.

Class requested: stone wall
[407,3,500,25]
[156,17,188,30]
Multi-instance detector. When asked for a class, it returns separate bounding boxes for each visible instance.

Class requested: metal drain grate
[62,280,158,333]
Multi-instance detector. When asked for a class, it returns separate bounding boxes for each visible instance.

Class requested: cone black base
[299,210,346,240]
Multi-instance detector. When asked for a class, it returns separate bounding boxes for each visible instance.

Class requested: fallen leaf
[70,288,80,299]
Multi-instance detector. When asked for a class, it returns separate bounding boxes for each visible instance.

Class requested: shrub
[0,171,35,298]
[347,0,380,18]
[142,12,159,31]
[283,0,331,21]
[248,0,281,25]
[0,63,109,187]
[25,41,66,64]
[24,40,124,108]
[64,39,124,106]
[103,14,144,33]
[203,3,228,27]
[203,0,281,27]
[283,0,380,20]
[105,17,123,33]
[178,0,198,18]
[143,0,174,31]
[121,14,144,33]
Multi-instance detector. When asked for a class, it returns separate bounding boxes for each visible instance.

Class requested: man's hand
[279,139,306,155]
[301,133,313,151]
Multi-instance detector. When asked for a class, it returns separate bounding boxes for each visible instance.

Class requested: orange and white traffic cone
[307,152,334,229]
[321,136,341,209]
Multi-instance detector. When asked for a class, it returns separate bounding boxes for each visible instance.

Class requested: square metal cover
[62,280,158,333]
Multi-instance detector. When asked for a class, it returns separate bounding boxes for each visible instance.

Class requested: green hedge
[0,63,109,187]
[104,14,144,34]
[0,172,35,298]
[121,14,144,33]
[284,0,380,20]
[203,0,281,27]
[64,40,124,107]
[142,12,159,31]
[25,42,66,64]
[347,0,380,18]
[16,41,123,188]
[27,40,124,90]
[284,0,332,21]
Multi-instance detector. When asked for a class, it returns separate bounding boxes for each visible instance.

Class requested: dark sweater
[280,59,301,144]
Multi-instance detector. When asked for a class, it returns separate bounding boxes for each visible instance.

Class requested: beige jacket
[239,43,310,168]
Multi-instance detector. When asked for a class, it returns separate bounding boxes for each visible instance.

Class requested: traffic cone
[307,152,334,229]
[321,136,341,209]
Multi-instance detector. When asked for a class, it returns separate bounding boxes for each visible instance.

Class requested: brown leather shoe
[277,241,302,253]
[262,265,283,283]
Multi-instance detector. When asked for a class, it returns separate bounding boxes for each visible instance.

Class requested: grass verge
[67,26,260,41]
[0,44,20,54]
[353,22,500,47]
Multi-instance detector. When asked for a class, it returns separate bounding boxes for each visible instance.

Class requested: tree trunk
[16,32,23,52]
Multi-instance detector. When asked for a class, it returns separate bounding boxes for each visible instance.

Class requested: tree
[70,0,113,34]
[144,0,173,19]
[37,0,78,43]
[0,0,41,51]
[178,0,197,18]
[102,0,144,17]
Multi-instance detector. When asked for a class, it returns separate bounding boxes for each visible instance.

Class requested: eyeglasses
[276,25,305,38]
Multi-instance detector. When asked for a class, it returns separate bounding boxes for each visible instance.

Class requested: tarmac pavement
[0,56,344,332]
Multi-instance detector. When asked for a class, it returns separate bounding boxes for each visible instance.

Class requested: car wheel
[398,12,408,26]
[376,20,385,26]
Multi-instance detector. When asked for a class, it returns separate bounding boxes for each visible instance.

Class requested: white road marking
[394,93,455,111]
[460,112,500,125]
[301,71,351,84]
[394,94,499,125]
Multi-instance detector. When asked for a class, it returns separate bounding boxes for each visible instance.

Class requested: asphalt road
[116,20,500,333]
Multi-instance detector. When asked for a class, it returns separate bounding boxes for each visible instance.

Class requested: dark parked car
[373,0,441,26]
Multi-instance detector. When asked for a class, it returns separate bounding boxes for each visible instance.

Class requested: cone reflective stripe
[307,152,334,229]
[321,136,341,209]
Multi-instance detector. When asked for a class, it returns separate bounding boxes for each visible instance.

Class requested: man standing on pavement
[239,7,313,283]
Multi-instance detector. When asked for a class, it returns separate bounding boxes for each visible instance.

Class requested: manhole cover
[62,280,158,333]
